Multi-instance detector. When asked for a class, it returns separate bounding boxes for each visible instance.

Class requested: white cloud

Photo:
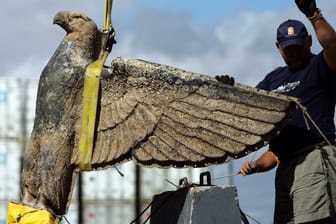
[109,9,288,86]
[2,1,336,85]
[3,57,48,78]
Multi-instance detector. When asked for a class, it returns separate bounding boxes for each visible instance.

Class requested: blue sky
[2,0,335,83]
[123,1,290,16]
[1,0,336,223]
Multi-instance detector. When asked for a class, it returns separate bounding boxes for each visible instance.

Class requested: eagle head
[52,11,104,61]
[53,11,98,39]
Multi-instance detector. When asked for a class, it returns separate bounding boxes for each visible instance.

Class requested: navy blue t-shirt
[256,52,336,159]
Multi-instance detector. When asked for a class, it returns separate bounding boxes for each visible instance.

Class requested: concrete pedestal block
[150,185,241,224]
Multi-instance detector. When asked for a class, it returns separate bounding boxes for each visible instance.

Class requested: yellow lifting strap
[7,201,55,224]
[78,0,115,171]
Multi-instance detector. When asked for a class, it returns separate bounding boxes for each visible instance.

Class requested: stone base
[150,185,241,224]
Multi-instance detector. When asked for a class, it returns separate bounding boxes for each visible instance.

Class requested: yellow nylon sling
[78,0,114,171]
[7,202,55,224]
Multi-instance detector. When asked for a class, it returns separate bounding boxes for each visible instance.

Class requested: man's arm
[295,0,336,70]
[238,150,279,176]
[312,16,336,71]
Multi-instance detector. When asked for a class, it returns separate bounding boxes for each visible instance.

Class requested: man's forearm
[311,15,336,53]
[308,9,336,70]
[254,150,279,172]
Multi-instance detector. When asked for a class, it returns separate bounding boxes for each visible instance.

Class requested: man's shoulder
[264,66,286,80]
[267,66,285,76]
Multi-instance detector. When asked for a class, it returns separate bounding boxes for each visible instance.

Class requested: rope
[245,213,262,224]
[153,170,179,189]
[62,216,71,224]
[211,172,240,181]
[293,98,333,146]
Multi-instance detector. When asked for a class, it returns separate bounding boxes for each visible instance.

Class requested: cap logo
[287,27,295,36]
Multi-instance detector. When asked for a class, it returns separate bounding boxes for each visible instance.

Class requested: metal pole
[19,79,28,200]
[228,162,234,186]
[106,170,114,224]
[135,165,141,224]
[78,172,84,224]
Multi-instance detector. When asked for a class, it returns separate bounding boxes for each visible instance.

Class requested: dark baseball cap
[277,19,308,48]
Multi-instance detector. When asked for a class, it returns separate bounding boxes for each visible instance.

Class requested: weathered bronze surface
[91,57,297,169]
[21,11,105,217]
[20,11,297,218]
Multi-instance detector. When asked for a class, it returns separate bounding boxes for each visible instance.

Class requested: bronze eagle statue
[20,11,296,220]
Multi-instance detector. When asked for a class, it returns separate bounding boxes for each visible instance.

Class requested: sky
[1,0,336,223]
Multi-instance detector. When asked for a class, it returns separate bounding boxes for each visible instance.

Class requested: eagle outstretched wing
[87,57,297,169]
[20,11,297,217]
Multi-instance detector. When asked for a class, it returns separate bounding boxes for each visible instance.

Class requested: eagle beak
[53,12,65,25]
[53,11,69,32]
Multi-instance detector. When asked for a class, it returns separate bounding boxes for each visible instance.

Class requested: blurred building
[0,77,206,224]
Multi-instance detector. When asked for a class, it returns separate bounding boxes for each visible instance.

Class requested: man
[238,0,336,223]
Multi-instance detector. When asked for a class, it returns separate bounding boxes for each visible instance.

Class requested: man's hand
[238,151,279,176]
[295,0,317,17]
[238,161,259,176]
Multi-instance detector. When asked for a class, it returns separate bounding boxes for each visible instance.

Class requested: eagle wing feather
[89,57,296,169]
